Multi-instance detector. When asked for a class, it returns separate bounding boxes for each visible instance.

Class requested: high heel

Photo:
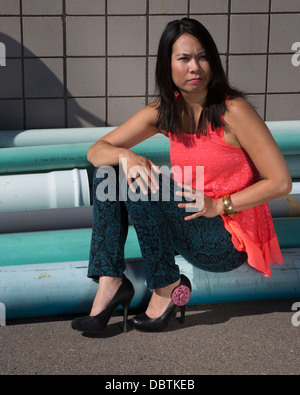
[71,277,134,333]
[130,274,191,332]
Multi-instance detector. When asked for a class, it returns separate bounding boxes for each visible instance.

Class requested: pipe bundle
[0,122,300,320]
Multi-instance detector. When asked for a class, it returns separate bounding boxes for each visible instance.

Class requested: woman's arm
[87,104,161,193]
[87,104,159,167]
[178,98,292,220]
[223,98,292,213]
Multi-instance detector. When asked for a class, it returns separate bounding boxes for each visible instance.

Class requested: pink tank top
[168,105,283,277]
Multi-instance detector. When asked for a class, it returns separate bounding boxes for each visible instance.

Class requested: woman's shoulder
[142,100,160,122]
[147,100,170,136]
[225,96,261,129]
[224,95,272,147]
[129,101,160,131]
[226,96,254,117]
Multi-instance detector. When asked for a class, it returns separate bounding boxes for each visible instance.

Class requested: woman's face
[171,33,211,97]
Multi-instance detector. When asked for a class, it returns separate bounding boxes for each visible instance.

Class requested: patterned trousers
[88,167,247,289]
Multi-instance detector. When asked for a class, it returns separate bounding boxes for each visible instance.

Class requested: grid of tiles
[0,0,300,130]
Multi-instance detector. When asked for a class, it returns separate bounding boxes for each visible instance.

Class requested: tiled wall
[0,0,300,130]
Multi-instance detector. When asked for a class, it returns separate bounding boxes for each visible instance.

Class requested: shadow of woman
[76,298,297,337]
[0,33,106,130]
[169,298,297,331]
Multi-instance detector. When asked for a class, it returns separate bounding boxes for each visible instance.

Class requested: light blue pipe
[0,183,299,234]
[1,249,300,320]
[0,124,299,175]
[0,136,171,175]
[1,121,300,153]
[266,121,300,155]
[0,169,90,212]
[0,259,148,319]
[179,249,300,305]
[268,182,300,217]
[0,217,299,268]
[0,227,139,267]
[284,155,300,179]
[0,127,116,148]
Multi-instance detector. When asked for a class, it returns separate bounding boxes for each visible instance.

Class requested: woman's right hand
[119,150,161,195]
[87,104,163,195]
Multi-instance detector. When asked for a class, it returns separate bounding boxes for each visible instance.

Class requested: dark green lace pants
[88,167,247,289]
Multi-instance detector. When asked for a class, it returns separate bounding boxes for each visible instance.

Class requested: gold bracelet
[223,194,237,217]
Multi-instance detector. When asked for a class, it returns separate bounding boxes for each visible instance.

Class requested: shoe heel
[180,305,186,324]
[122,299,131,332]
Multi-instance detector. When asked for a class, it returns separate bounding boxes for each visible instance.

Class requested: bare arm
[87,104,161,193]
[224,98,292,213]
[178,98,292,219]
[87,104,160,166]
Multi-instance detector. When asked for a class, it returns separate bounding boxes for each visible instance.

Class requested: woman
[72,18,292,333]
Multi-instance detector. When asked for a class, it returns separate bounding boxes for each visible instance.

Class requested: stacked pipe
[0,122,300,320]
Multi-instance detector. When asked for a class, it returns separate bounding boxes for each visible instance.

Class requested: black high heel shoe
[129,274,191,332]
[71,277,134,333]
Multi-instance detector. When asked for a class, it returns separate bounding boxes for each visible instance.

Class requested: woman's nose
[189,58,201,72]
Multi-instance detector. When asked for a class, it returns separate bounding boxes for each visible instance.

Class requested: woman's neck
[180,89,207,109]
[178,92,207,133]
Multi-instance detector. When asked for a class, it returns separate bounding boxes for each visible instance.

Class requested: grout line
[264,0,272,121]
[62,0,68,127]
[105,0,108,126]
[9,11,300,17]
[19,0,26,129]
[2,92,300,102]
[226,0,231,78]
[145,0,149,105]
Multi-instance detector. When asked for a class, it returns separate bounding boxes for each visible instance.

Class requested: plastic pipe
[0,217,299,268]
[265,121,300,154]
[0,226,140,267]
[0,182,299,233]
[0,136,171,175]
[179,249,300,305]
[1,249,300,320]
[0,259,150,320]
[0,127,116,148]
[0,206,93,234]
[0,141,298,177]
[0,121,299,153]
[0,143,91,174]
[1,127,300,175]
[268,182,300,217]
[0,169,90,212]
[284,155,300,179]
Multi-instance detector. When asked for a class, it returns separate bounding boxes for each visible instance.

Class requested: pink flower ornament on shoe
[172,284,191,306]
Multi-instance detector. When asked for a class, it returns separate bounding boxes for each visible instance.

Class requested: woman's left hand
[175,183,224,220]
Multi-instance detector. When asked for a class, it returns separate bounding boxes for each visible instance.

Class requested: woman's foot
[89,276,123,316]
[72,276,134,333]
[129,275,191,332]
[145,278,181,318]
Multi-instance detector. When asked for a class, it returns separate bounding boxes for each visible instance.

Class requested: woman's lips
[188,78,203,84]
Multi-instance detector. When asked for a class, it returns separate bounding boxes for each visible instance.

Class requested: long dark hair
[154,18,245,136]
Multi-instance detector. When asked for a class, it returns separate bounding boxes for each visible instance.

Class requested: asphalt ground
[0,298,300,376]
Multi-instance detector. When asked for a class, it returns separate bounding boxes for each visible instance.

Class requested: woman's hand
[175,183,224,220]
[119,150,161,195]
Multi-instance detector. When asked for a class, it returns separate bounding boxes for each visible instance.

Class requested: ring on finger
[133,172,140,179]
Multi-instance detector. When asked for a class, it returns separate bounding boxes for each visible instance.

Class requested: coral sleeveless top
[168,103,284,277]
